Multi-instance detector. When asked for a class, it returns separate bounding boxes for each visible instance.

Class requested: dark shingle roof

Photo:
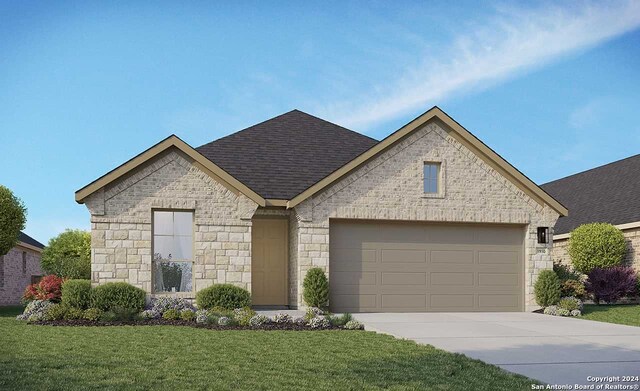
[19,232,45,249]
[541,154,640,234]
[196,110,378,199]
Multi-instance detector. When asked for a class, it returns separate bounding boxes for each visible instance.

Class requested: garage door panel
[330,220,524,313]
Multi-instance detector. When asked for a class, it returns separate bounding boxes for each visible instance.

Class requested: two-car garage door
[329,220,525,313]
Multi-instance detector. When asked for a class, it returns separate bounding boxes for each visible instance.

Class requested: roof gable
[541,154,640,234]
[196,110,378,199]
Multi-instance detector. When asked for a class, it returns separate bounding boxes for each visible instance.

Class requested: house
[542,154,640,272]
[0,232,45,305]
[75,107,567,312]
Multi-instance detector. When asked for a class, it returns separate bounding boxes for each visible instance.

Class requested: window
[22,252,27,274]
[424,162,440,193]
[153,211,193,293]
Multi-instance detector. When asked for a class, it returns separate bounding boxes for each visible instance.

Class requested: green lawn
[581,304,640,327]
[0,306,537,390]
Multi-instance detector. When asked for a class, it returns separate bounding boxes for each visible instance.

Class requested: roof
[196,110,378,199]
[541,154,640,235]
[19,232,45,250]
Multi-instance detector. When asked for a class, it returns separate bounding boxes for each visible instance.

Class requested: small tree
[0,185,27,256]
[586,266,637,304]
[41,229,91,279]
[303,268,329,310]
[534,269,561,307]
[568,223,626,274]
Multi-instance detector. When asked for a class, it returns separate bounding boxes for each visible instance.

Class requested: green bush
[41,229,91,279]
[195,284,251,310]
[99,311,117,322]
[534,270,561,307]
[561,279,587,300]
[45,304,68,321]
[327,313,353,327]
[568,223,627,274]
[62,279,92,309]
[83,308,102,321]
[63,307,84,320]
[303,268,329,310]
[233,307,256,326]
[163,309,180,320]
[91,282,146,312]
[112,307,138,321]
[558,297,582,312]
[180,309,196,321]
[553,263,582,281]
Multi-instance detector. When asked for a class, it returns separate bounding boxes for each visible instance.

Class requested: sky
[1,0,639,244]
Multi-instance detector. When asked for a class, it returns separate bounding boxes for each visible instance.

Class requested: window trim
[422,160,445,199]
[151,209,195,295]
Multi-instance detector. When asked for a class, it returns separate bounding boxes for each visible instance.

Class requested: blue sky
[1,1,639,244]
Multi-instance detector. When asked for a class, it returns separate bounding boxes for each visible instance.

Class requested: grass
[0,306,537,390]
[581,304,640,327]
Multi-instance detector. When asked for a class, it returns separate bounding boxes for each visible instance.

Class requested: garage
[329,220,525,313]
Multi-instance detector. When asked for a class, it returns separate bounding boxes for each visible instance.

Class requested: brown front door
[251,218,288,306]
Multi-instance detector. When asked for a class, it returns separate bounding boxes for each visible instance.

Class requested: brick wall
[0,245,42,305]
[291,122,559,310]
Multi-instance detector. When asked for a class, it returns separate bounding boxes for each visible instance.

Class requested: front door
[251,218,288,306]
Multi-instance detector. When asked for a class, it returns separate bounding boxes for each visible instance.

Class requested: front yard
[581,304,640,327]
[0,306,537,390]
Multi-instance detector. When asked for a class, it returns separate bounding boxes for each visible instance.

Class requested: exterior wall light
[537,227,549,244]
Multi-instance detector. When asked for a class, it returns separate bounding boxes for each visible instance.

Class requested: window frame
[151,209,195,295]
[422,160,445,198]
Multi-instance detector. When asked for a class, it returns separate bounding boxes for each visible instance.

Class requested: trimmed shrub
[45,303,68,321]
[195,284,251,310]
[568,223,626,274]
[561,279,587,300]
[63,307,84,320]
[62,279,92,309]
[91,282,146,312]
[558,296,583,312]
[16,300,55,321]
[534,270,561,307]
[180,309,196,321]
[162,309,180,320]
[23,275,65,302]
[303,268,329,310]
[83,308,102,321]
[586,266,637,304]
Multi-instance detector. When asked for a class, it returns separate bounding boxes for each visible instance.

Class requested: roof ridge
[289,109,379,143]
[542,153,640,186]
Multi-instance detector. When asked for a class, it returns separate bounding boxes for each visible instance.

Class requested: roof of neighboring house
[19,232,45,249]
[196,110,379,199]
[541,154,640,235]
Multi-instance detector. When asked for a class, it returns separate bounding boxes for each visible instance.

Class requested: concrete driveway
[354,312,640,386]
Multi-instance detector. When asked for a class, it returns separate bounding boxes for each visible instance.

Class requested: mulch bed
[31,319,348,331]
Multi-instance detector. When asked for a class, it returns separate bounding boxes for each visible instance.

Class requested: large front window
[153,210,193,293]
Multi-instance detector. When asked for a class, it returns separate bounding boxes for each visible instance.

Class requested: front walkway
[354,312,640,386]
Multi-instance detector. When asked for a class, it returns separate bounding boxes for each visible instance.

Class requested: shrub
[45,303,69,321]
[304,307,324,321]
[83,308,102,321]
[217,316,231,326]
[293,317,306,326]
[195,284,251,310]
[91,282,146,312]
[327,313,353,327]
[151,297,193,315]
[180,309,196,321]
[112,306,138,321]
[307,316,330,329]
[553,263,582,281]
[249,314,270,327]
[534,270,561,307]
[195,309,210,324]
[558,296,583,312]
[208,307,233,318]
[41,229,91,279]
[233,307,256,326]
[62,279,92,309]
[63,307,84,320]
[568,223,626,274]
[303,268,329,310]
[16,300,55,321]
[162,309,180,320]
[273,313,293,324]
[99,311,118,322]
[344,320,364,330]
[140,309,160,319]
[561,279,587,300]
[586,266,637,304]
[23,275,65,302]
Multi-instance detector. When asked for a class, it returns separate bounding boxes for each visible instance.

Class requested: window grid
[424,163,440,193]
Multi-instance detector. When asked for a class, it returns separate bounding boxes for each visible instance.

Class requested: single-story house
[542,154,640,272]
[75,107,567,312]
[0,232,45,305]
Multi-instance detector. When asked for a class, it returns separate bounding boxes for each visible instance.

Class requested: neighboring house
[75,107,567,312]
[0,232,45,305]
[542,154,640,272]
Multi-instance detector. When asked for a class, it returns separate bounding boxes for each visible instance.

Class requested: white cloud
[321,1,640,129]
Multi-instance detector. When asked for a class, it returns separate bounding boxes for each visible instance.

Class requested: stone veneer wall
[552,226,640,272]
[83,149,258,296]
[0,245,42,305]
[292,122,559,310]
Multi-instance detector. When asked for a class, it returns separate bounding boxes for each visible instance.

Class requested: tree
[568,223,627,274]
[303,268,329,310]
[41,229,91,279]
[0,185,27,256]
